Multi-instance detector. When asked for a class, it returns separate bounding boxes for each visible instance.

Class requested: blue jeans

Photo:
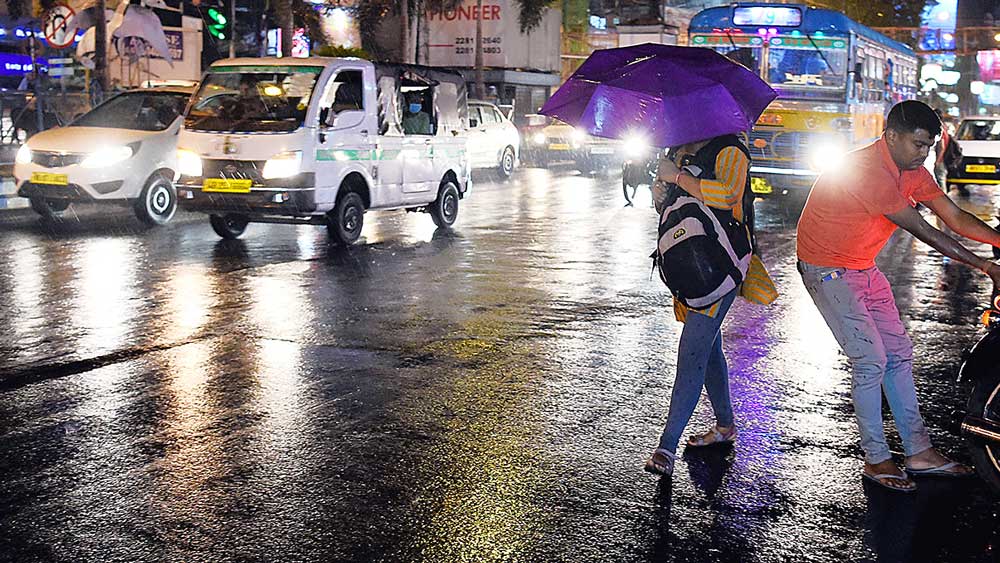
[657,289,738,453]
[798,260,933,464]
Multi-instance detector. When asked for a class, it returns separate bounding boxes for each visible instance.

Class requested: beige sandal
[644,448,677,476]
[686,425,737,447]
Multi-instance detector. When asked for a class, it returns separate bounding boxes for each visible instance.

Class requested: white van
[175,58,471,244]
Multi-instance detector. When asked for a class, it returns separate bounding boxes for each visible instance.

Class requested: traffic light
[207,6,227,40]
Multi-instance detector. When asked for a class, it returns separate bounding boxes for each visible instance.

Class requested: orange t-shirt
[797,136,945,269]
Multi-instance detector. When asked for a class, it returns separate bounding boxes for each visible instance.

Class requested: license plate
[31,172,68,185]
[203,178,252,193]
[750,177,773,194]
[548,143,570,150]
[966,164,996,173]
[590,146,615,154]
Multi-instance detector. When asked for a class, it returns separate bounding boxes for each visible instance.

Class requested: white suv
[467,101,520,178]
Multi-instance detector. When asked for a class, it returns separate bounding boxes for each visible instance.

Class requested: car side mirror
[469,118,478,128]
[330,109,365,130]
[854,62,863,84]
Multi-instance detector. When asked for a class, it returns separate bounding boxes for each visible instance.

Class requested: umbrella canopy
[540,44,777,148]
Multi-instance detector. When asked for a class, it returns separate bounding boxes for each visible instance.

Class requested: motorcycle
[956,286,1000,494]
[621,136,660,206]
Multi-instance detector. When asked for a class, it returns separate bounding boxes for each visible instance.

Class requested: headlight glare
[808,140,848,172]
[262,150,302,179]
[532,132,546,145]
[571,128,587,144]
[15,144,30,165]
[176,148,203,177]
[623,134,651,159]
[80,144,135,169]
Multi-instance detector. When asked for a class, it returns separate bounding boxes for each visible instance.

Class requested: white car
[948,117,1000,193]
[467,100,520,178]
[14,86,194,225]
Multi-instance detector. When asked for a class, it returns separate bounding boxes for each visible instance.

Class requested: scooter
[956,286,1000,494]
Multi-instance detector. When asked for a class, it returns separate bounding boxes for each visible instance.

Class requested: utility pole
[94,0,108,94]
[400,0,410,63]
[229,0,236,58]
[475,0,484,98]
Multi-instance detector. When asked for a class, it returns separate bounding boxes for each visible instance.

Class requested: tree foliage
[839,0,928,28]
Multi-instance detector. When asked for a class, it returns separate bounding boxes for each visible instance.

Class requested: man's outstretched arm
[924,195,1000,247]
[887,205,1000,286]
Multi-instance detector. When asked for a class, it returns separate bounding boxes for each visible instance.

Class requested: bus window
[724,47,761,73]
[767,46,847,90]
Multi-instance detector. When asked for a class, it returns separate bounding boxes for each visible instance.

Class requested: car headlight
[808,140,848,172]
[532,132,546,145]
[623,134,651,159]
[15,144,31,165]
[262,150,302,179]
[80,144,137,169]
[176,148,203,177]
[571,128,587,145]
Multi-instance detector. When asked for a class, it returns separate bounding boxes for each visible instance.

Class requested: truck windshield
[185,67,323,133]
[72,91,189,131]
[767,45,848,91]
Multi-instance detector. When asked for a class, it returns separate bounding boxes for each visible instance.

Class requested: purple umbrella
[540,44,777,148]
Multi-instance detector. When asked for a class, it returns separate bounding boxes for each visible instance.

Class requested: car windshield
[957,120,1000,141]
[767,45,848,91]
[71,91,189,131]
[184,66,323,133]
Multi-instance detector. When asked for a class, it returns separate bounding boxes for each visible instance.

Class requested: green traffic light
[207,8,226,24]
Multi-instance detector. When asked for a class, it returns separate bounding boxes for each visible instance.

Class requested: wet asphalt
[0,166,998,563]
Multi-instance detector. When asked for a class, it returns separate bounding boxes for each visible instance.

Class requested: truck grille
[201,159,266,183]
[32,151,83,168]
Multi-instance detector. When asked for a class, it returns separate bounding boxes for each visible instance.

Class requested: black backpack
[652,135,755,309]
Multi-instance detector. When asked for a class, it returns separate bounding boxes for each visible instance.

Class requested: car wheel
[498,146,515,178]
[134,175,177,226]
[29,197,68,220]
[429,181,460,228]
[327,191,365,245]
[209,214,249,239]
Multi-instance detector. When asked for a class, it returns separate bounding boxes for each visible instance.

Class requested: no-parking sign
[43,4,78,49]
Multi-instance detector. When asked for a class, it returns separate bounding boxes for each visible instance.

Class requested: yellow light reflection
[163,265,212,336]
[73,238,139,357]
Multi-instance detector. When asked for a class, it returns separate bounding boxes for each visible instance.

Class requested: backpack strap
[688,135,756,252]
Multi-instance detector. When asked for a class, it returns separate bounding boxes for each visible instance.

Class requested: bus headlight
[808,141,848,172]
[623,134,651,159]
[176,148,203,177]
[262,150,302,179]
[532,132,546,145]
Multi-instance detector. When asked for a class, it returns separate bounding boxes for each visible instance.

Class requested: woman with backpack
[644,134,778,477]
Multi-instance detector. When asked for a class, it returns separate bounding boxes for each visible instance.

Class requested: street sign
[43,3,77,49]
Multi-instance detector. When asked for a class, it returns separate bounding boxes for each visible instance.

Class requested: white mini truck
[14,87,194,224]
[175,58,472,244]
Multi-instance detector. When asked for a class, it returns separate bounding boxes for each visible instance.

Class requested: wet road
[0,168,998,562]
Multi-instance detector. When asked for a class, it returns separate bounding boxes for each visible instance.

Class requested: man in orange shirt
[797,100,1000,492]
